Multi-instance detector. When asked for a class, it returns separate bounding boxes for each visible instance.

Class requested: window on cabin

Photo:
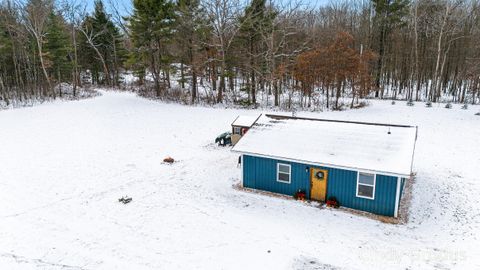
[277,163,291,183]
[356,172,375,199]
[233,127,241,135]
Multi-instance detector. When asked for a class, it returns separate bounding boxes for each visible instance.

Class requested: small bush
[425,101,432,107]
[461,104,468,110]
[391,100,396,105]
[445,103,452,109]
[236,99,253,107]
[352,101,368,109]
[407,99,414,106]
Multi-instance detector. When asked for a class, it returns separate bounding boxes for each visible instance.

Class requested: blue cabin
[232,114,418,217]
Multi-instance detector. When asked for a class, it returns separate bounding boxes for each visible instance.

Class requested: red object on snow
[326,199,339,208]
[163,157,175,163]
[294,190,306,200]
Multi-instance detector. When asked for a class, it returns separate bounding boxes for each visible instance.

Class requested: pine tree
[239,0,275,105]
[0,18,13,89]
[90,0,125,86]
[78,0,125,86]
[24,0,54,90]
[371,0,410,97]
[175,0,208,103]
[45,11,72,91]
[129,0,176,96]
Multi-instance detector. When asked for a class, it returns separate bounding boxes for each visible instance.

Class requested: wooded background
[1,0,479,109]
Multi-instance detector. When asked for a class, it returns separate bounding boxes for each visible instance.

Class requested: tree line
[1,0,479,109]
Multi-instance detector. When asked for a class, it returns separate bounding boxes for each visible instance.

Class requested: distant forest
[1,0,479,109]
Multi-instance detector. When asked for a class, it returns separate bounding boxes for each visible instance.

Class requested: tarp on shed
[232,114,418,177]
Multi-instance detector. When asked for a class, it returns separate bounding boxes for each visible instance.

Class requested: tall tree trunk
[180,62,185,89]
[375,23,386,98]
[112,34,119,87]
[72,25,79,96]
[217,63,225,103]
[274,79,279,106]
[414,3,420,101]
[35,35,51,91]
[250,39,256,105]
[229,68,235,101]
[80,29,111,86]
[188,38,196,103]
[211,61,217,99]
[191,70,197,104]
[151,55,161,97]
[165,68,171,89]
[432,6,449,102]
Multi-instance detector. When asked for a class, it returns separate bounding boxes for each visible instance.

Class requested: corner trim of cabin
[240,154,244,186]
[355,171,376,200]
[409,126,419,175]
[394,177,401,218]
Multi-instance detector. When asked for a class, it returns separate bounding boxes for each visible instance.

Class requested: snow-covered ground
[0,91,478,269]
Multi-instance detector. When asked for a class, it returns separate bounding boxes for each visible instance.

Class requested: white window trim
[356,171,376,200]
[276,163,291,184]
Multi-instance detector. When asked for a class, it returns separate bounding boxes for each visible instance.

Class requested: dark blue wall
[242,155,400,217]
[243,155,311,198]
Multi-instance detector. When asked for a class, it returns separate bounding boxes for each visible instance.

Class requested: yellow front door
[311,168,328,201]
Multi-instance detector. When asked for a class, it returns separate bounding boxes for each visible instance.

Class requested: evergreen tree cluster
[1,0,479,108]
[79,0,127,86]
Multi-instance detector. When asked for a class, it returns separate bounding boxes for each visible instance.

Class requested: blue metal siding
[243,155,310,198]
[318,167,397,216]
[243,155,256,188]
[242,155,399,217]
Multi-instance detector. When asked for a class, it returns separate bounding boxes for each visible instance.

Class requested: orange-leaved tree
[293,31,376,110]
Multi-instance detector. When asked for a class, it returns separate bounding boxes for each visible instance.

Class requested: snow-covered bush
[352,101,369,109]
[235,98,254,107]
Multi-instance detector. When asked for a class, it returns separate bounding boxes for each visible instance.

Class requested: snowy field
[0,91,479,269]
